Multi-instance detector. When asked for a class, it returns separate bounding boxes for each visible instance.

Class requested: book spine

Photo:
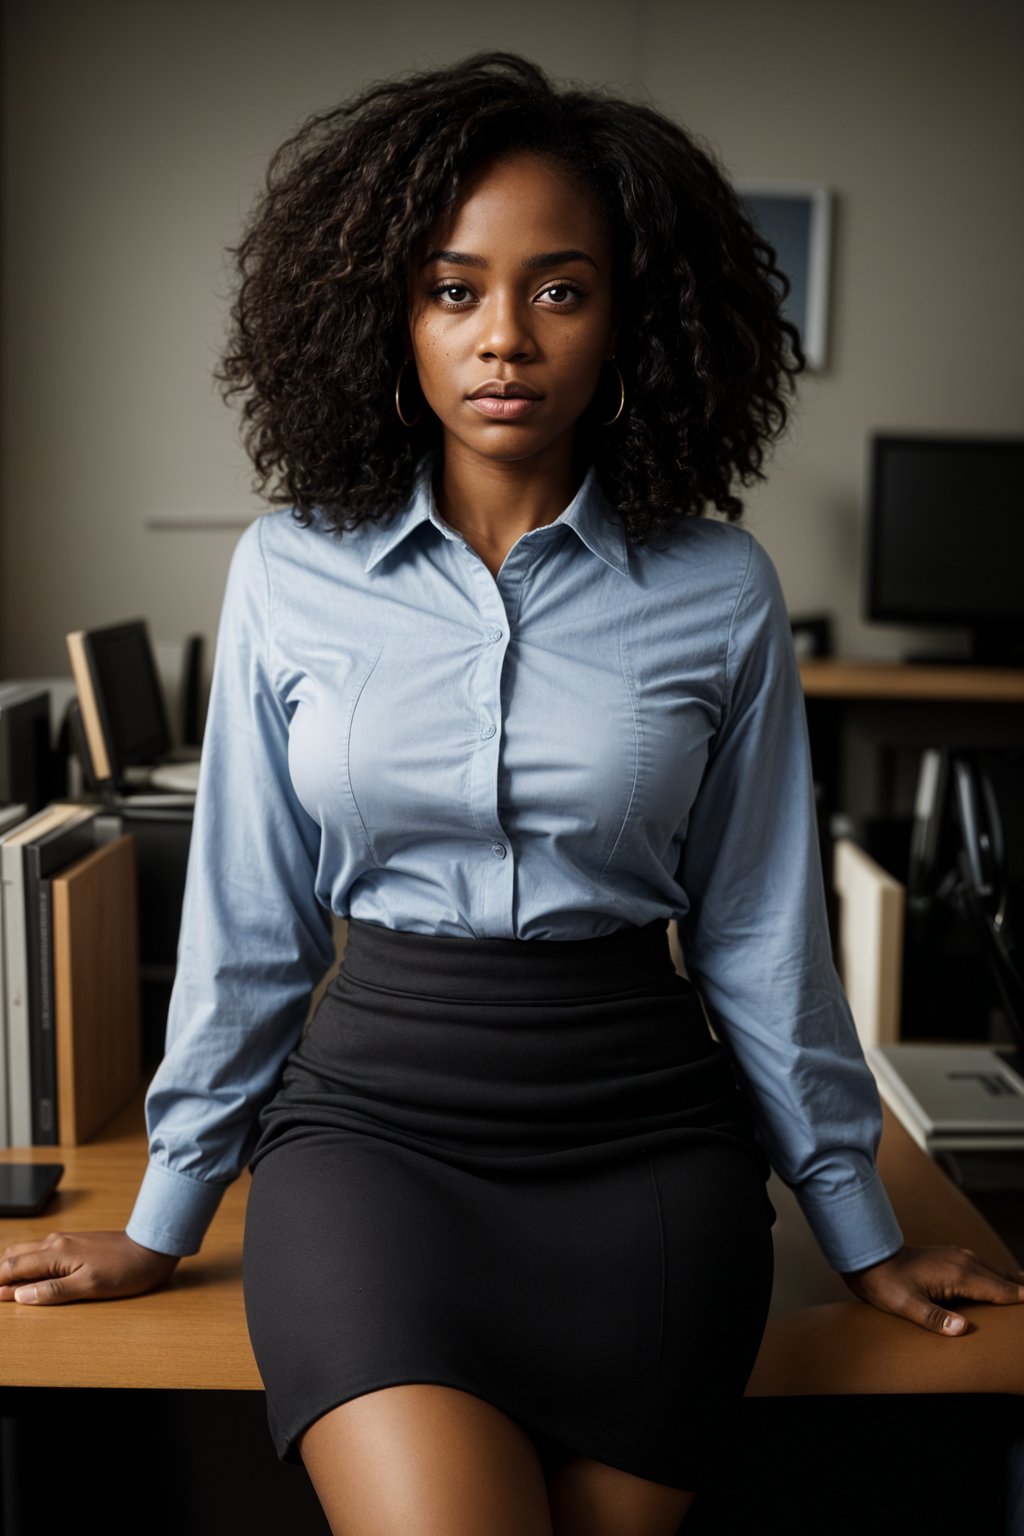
[2,846,33,1146]
[24,861,56,1145]
[34,879,57,1144]
[30,818,98,1145]
[0,876,8,1148]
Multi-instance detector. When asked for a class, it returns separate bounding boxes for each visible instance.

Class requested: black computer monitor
[80,619,173,780]
[864,432,1024,664]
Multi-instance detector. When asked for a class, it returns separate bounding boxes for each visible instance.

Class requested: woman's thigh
[298,1385,697,1536]
[297,1383,555,1536]
[546,1454,696,1536]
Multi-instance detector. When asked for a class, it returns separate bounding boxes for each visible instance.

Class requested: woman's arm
[0,515,336,1303]
[675,531,1024,1332]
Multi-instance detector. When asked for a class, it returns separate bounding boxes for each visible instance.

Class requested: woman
[2,50,1022,1536]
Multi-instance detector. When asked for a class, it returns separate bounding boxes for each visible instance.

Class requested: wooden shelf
[798,658,1024,702]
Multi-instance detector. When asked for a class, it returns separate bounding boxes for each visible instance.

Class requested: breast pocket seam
[598,611,643,878]
[341,619,390,863]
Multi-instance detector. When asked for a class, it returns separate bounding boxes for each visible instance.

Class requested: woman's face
[406,152,619,469]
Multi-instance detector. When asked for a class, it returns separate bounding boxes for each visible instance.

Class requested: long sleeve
[125,516,336,1257]
[676,531,905,1274]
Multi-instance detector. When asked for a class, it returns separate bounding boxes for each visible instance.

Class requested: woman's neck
[432,441,586,555]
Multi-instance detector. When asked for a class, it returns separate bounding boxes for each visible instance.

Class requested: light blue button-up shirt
[125,450,904,1273]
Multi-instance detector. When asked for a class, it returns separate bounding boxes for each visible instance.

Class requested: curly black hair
[216,50,806,543]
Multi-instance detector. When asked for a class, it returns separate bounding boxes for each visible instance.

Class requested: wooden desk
[0,1087,257,1391]
[1,1088,1021,1399]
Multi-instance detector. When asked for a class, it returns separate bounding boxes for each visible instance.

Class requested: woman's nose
[475,295,536,360]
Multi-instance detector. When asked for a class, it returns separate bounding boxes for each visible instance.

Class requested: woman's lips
[466,396,542,419]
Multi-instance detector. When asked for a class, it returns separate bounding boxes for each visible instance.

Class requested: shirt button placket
[469,560,516,935]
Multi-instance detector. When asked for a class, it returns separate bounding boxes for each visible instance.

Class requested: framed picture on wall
[732,182,833,371]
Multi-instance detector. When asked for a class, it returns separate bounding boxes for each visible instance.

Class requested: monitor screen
[85,620,172,773]
[865,434,1024,627]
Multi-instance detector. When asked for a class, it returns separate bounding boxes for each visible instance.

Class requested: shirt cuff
[124,1159,230,1258]
[792,1167,905,1274]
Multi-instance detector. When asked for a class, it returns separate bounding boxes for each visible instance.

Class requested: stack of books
[0,800,141,1148]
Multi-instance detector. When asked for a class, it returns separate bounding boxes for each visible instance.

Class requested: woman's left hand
[839,1243,1024,1335]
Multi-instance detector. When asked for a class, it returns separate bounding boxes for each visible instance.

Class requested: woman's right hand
[0,1230,181,1304]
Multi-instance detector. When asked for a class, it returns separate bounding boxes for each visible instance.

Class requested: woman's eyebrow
[419,248,598,271]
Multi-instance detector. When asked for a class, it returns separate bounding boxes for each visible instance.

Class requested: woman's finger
[9,1277,79,1305]
[972,1256,1024,1289]
[0,1246,57,1297]
[941,1248,1024,1299]
[914,1296,968,1336]
[0,1235,83,1304]
[0,1239,55,1259]
[0,1233,68,1269]
[955,1265,1024,1305]
[866,1284,967,1334]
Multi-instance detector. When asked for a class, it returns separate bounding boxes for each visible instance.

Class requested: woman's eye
[428,281,586,310]
[431,283,472,306]
[542,284,585,306]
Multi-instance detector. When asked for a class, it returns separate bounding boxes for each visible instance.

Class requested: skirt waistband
[339,917,684,1004]
[250,916,771,1182]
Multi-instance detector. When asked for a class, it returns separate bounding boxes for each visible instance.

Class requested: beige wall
[2,0,1021,687]
[642,0,1024,656]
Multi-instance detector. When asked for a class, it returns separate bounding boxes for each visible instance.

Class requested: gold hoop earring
[596,358,625,427]
[395,357,422,428]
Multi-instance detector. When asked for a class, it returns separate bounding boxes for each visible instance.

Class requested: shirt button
[491,843,507,859]
[487,626,503,642]
[480,720,496,740]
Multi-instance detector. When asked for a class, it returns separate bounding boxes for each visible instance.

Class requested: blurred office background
[1,0,1021,684]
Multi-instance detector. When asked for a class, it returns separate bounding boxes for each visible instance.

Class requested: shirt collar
[363,454,438,573]
[557,461,631,578]
[364,452,632,579]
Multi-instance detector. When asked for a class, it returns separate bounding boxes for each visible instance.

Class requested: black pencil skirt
[242,917,777,1492]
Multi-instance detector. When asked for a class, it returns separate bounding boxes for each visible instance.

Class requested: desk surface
[1,1089,1022,1397]
[798,658,1024,702]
